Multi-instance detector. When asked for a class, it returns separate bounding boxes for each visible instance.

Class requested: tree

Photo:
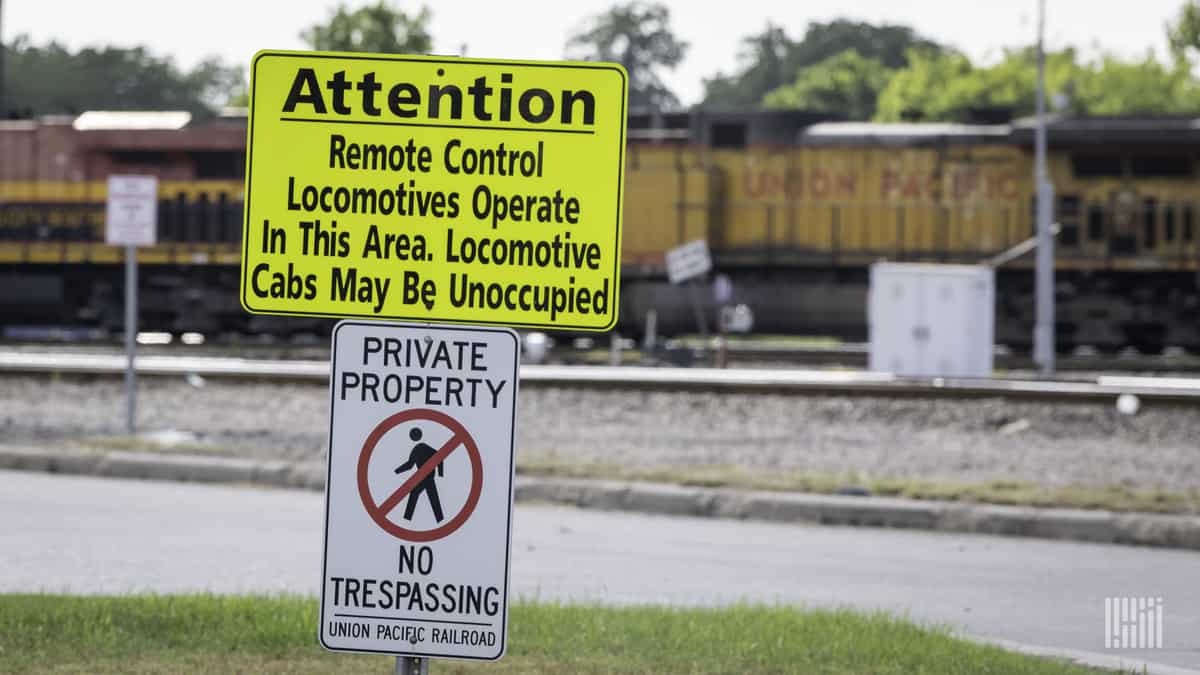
[702,23,792,106]
[873,47,1200,122]
[2,35,244,117]
[874,48,1079,121]
[1074,53,1200,114]
[188,57,247,109]
[301,1,433,54]
[702,19,947,106]
[790,19,944,71]
[1168,1,1200,60]
[762,50,890,120]
[565,2,688,109]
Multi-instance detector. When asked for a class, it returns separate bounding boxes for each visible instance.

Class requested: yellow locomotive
[621,110,1200,351]
[1,109,1197,350]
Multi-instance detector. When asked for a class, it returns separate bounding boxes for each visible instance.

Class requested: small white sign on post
[321,321,518,661]
[105,175,158,246]
[105,174,158,435]
[665,239,712,285]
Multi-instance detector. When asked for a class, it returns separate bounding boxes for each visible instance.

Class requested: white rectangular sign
[320,321,518,660]
[105,175,158,246]
[665,239,711,284]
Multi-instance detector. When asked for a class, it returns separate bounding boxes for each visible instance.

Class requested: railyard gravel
[2,373,1198,492]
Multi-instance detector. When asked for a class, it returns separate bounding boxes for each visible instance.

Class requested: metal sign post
[396,656,429,674]
[665,240,714,344]
[105,175,158,436]
[686,280,709,339]
[1033,0,1056,376]
[124,244,137,434]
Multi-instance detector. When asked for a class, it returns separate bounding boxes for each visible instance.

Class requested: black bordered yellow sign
[240,51,627,331]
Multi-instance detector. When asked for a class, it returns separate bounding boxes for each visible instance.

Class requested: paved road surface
[1,470,1197,670]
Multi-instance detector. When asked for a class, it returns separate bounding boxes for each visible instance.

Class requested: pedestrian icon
[395,428,445,523]
[356,408,484,542]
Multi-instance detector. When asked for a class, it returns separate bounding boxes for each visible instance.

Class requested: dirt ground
[2,373,1196,492]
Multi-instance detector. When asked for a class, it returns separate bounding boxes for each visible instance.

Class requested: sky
[2,0,1190,105]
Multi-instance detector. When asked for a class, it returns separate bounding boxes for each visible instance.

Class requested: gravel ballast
[1,373,1197,493]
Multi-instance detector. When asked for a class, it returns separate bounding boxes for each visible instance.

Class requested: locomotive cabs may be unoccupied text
[239,50,629,331]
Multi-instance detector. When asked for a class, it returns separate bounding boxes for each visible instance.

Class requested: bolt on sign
[321,321,519,659]
[240,51,628,331]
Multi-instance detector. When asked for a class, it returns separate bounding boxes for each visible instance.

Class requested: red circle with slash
[357,408,483,542]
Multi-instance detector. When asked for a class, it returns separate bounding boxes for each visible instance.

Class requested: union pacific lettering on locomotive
[1,108,1198,351]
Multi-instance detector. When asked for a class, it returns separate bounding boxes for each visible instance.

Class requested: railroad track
[699,342,1200,373]
[2,350,1198,404]
[4,336,1199,373]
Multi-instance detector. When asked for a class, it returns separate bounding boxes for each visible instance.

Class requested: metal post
[716,313,728,369]
[642,309,658,351]
[1033,0,1056,376]
[687,279,708,339]
[125,244,137,435]
[395,656,429,674]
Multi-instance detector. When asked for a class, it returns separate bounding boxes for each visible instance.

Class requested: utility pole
[1033,0,1056,376]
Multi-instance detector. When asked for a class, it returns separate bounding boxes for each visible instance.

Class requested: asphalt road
[2,470,1197,671]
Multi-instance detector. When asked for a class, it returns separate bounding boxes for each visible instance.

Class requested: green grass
[517,458,1200,515]
[0,594,1112,674]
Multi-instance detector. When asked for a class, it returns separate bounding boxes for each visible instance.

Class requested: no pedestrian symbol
[321,321,518,660]
[358,408,483,542]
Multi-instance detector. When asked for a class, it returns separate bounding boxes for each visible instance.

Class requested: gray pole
[1033,0,1056,376]
[395,656,429,674]
[125,245,137,435]
[687,279,709,339]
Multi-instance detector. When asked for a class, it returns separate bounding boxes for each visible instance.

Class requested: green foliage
[715,15,1200,120]
[300,1,433,54]
[875,46,1200,121]
[0,594,1104,674]
[763,50,890,120]
[188,57,248,110]
[875,48,1012,121]
[565,2,688,109]
[702,23,793,106]
[1168,1,1200,58]
[703,20,947,106]
[789,19,946,70]
[1,36,244,117]
[1074,52,1200,114]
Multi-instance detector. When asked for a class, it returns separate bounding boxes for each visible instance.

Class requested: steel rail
[1,351,1198,403]
[3,338,1199,373]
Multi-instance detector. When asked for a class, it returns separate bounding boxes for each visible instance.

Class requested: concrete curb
[4,445,1200,551]
[974,635,1200,675]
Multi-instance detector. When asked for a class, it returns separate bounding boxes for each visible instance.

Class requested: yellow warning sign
[240,51,627,331]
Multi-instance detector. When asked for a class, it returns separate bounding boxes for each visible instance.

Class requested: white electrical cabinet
[868,263,994,377]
